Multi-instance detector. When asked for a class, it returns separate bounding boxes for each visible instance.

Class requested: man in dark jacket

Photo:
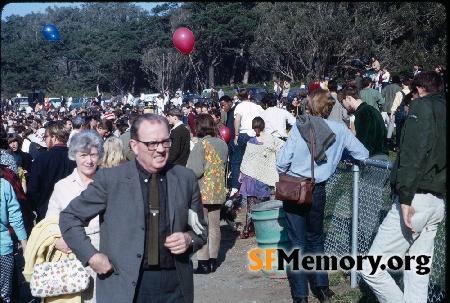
[166,108,190,166]
[26,123,76,221]
[360,71,446,303]
[339,85,389,161]
[219,95,239,190]
[60,114,207,303]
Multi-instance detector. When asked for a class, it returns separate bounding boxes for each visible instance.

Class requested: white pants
[381,112,395,138]
[360,194,445,303]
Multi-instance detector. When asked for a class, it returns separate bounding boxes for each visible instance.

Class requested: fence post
[351,163,360,288]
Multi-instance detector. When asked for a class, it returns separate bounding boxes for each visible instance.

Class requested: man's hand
[54,237,72,254]
[188,209,204,235]
[234,135,238,146]
[400,204,416,234]
[164,232,192,255]
[88,253,113,275]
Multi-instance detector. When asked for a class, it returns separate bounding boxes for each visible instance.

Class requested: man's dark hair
[15,125,26,134]
[210,108,221,119]
[97,119,114,133]
[260,93,277,108]
[327,80,338,92]
[194,101,204,109]
[167,108,182,119]
[285,103,295,112]
[219,95,232,103]
[412,71,444,93]
[238,88,249,101]
[340,85,361,101]
[391,75,401,84]
[362,77,372,88]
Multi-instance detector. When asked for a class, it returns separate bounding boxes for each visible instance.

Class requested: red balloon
[219,126,231,144]
[173,28,195,55]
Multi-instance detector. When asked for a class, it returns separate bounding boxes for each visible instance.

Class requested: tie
[148,174,159,265]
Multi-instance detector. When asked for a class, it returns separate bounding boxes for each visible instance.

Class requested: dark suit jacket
[27,144,76,220]
[168,123,191,166]
[60,160,207,303]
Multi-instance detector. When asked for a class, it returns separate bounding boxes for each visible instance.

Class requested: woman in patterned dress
[187,114,228,274]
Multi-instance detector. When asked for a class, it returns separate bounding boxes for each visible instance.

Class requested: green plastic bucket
[251,200,290,278]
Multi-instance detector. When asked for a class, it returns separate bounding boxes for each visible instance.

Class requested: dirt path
[193,205,333,303]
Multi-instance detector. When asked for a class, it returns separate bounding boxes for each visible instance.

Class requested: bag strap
[309,125,315,182]
[46,243,57,262]
[45,239,73,262]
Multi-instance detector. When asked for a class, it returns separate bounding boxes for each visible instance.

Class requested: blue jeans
[282,183,329,298]
[230,133,251,189]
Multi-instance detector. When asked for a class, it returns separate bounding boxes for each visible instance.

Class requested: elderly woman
[46,130,104,303]
[187,114,228,274]
[276,89,369,303]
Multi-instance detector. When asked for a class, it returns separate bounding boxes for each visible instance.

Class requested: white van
[202,89,211,98]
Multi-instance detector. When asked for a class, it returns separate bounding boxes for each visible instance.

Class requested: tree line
[1,2,446,98]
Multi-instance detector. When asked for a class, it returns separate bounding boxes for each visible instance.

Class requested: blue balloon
[42,24,60,41]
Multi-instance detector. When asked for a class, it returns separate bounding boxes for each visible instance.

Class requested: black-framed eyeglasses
[135,138,172,151]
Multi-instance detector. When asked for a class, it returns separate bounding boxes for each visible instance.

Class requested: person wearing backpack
[389,79,411,151]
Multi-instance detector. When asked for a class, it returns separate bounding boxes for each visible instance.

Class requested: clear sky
[1,2,164,20]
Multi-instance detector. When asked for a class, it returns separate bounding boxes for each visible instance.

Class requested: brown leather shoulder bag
[275,125,315,204]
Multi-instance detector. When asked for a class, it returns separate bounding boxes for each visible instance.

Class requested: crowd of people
[0,65,446,303]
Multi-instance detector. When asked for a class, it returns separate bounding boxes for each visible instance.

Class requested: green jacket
[390,92,446,205]
[354,102,389,157]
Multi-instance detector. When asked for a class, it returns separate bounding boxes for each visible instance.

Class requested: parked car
[67,97,84,110]
[48,97,62,108]
[245,86,267,103]
[182,93,210,105]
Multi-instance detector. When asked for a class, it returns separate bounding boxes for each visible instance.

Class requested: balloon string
[59,40,124,95]
[189,54,204,93]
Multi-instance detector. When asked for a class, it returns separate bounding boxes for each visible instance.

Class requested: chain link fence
[324,161,446,303]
